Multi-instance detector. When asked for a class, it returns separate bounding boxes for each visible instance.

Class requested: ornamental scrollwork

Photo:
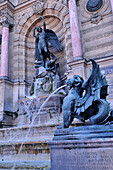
[32,0,46,15]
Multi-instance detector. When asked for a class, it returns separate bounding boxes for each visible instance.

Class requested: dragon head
[66,75,84,89]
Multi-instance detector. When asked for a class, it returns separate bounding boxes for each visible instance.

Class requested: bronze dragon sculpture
[60,59,112,128]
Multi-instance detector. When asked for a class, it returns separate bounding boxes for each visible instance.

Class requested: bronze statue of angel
[59,59,112,129]
[33,16,63,67]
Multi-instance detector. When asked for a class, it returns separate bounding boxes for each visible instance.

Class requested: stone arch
[13,1,72,85]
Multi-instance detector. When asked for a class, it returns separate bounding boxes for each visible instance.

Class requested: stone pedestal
[17,94,64,127]
[49,124,113,170]
[0,78,14,127]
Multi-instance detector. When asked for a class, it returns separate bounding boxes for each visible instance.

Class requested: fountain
[0,16,65,169]
[12,84,66,170]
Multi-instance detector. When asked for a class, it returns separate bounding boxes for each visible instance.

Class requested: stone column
[110,0,113,13]
[0,18,9,77]
[68,0,82,59]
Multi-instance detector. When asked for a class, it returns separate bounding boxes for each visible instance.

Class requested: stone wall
[12,0,71,83]
[80,0,113,59]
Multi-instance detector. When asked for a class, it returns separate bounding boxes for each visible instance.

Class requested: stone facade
[0,1,113,169]
[0,0,71,124]
[0,0,113,124]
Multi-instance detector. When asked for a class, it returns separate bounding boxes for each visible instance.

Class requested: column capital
[2,16,10,28]
[0,11,13,28]
[2,17,13,28]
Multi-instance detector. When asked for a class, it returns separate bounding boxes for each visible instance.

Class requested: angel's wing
[45,29,63,51]
[75,59,108,116]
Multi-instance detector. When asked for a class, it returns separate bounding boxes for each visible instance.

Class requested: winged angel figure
[33,16,63,67]
[60,59,112,128]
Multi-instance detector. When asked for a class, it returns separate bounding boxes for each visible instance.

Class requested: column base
[0,76,9,80]
[0,111,15,128]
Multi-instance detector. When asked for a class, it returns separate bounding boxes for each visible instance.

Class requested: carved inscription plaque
[50,143,113,170]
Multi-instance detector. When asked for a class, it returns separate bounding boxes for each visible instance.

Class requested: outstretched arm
[40,16,46,31]
[33,27,37,37]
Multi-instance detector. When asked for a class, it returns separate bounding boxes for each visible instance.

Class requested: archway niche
[25,15,66,84]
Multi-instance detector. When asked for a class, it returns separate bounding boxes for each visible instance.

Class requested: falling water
[11,84,66,170]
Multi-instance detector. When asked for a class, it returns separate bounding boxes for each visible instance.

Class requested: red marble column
[68,0,82,59]
[0,23,9,77]
[110,0,113,13]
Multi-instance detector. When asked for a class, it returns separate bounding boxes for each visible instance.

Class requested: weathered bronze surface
[33,16,63,71]
[60,59,112,128]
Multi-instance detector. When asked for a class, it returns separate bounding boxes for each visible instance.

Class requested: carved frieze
[32,0,46,14]
[32,0,68,14]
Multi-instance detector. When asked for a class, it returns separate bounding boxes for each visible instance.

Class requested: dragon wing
[75,59,108,116]
[45,29,63,51]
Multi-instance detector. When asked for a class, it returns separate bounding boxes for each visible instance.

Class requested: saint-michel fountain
[0,0,113,170]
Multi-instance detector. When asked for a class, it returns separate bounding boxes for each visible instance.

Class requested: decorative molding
[85,51,113,59]
[0,10,13,27]
[14,12,33,33]
[32,0,68,15]
[32,0,46,15]
[14,0,69,34]
[80,0,110,24]
[90,12,103,24]
[86,0,103,12]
